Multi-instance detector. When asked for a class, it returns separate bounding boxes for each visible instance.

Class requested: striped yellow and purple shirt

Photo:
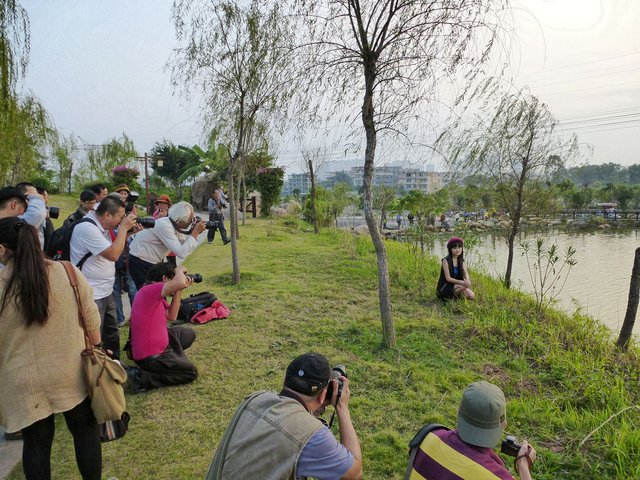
[409,429,515,480]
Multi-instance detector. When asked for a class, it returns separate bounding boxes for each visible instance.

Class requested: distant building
[398,169,444,194]
[349,166,443,194]
[282,173,311,197]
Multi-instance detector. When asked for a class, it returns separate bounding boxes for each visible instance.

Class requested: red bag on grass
[191,300,231,324]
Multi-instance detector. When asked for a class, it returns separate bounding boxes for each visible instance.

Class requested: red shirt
[130,282,170,360]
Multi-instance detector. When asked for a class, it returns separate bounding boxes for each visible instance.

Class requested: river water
[432,230,640,335]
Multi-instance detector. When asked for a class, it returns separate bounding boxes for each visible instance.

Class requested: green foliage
[111,165,141,191]
[519,237,577,312]
[150,139,201,188]
[0,94,52,184]
[302,185,332,228]
[29,172,55,194]
[75,133,137,185]
[327,183,354,227]
[256,166,285,216]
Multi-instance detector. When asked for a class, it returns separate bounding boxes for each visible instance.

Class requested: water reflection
[432,230,640,335]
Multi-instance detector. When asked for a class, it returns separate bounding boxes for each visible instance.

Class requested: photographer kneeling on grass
[207,352,363,480]
[406,381,536,480]
[126,263,198,393]
[128,201,207,290]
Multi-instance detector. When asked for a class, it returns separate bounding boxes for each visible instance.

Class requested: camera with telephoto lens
[136,217,156,229]
[125,191,140,214]
[48,206,60,219]
[326,365,347,401]
[186,273,203,283]
[195,216,221,230]
[501,435,522,457]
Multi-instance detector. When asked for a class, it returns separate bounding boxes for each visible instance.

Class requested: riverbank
[7,217,640,479]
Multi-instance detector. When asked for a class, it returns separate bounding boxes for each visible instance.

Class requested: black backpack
[45,217,97,269]
[176,291,217,323]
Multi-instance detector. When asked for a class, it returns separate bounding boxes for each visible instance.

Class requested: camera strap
[170,218,194,235]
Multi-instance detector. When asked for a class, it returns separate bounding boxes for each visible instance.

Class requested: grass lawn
[8,206,640,479]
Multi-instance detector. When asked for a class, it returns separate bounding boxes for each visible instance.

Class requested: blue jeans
[94,294,120,360]
[114,266,137,325]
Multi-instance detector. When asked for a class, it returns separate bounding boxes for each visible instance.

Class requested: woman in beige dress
[0,216,103,480]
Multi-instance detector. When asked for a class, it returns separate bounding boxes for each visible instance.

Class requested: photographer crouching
[406,381,536,480]
[207,352,363,480]
[127,201,207,290]
[126,263,199,393]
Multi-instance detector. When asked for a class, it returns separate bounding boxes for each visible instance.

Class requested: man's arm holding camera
[155,217,206,257]
[99,213,138,261]
[515,441,536,480]
[332,377,363,480]
[163,266,194,321]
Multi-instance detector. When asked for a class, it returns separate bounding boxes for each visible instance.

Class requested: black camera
[186,273,203,283]
[195,216,221,230]
[501,435,522,457]
[326,365,347,401]
[125,191,140,214]
[137,217,155,229]
[48,206,60,219]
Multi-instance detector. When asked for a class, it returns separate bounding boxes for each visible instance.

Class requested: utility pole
[134,153,151,212]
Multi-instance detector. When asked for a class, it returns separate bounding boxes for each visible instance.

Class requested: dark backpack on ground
[176,291,217,323]
[45,217,97,269]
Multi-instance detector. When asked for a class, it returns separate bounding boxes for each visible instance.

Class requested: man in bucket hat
[406,381,536,480]
[206,352,362,480]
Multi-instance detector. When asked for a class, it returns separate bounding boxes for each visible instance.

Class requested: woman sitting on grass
[436,236,475,301]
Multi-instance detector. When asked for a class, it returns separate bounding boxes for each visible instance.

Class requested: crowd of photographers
[0,182,537,480]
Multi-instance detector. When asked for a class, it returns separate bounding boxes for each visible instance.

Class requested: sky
[18,0,640,175]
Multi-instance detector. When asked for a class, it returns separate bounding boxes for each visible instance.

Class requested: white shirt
[128,216,204,264]
[69,211,115,300]
[19,194,47,249]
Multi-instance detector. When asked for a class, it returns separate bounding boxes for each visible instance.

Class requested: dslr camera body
[501,435,522,457]
[326,365,347,401]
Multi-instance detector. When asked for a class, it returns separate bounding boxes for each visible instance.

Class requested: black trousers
[21,396,101,480]
[135,326,198,389]
[128,254,154,290]
[207,212,229,243]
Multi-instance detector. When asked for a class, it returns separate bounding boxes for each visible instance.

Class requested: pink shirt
[130,282,170,360]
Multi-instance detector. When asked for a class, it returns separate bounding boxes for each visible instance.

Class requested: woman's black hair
[446,241,465,267]
[144,262,176,284]
[0,217,50,325]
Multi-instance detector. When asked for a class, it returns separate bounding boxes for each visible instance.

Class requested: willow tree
[0,0,29,106]
[170,0,299,284]
[291,0,511,347]
[0,1,51,183]
[441,91,579,288]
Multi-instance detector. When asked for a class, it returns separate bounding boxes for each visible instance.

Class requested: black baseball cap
[285,353,331,395]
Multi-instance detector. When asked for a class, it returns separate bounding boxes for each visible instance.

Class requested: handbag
[60,262,130,440]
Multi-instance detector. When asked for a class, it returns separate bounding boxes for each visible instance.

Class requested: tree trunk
[241,173,247,227]
[228,159,240,284]
[235,165,242,239]
[504,224,516,289]
[617,247,640,351]
[361,60,396,349]
[309,159,318,234]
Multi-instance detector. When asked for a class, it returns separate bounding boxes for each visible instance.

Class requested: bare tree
[291,0,511,347]
[301,146,328,233]
[441,90,579,288]
[171,0,299,284]
[53,133,79,194]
